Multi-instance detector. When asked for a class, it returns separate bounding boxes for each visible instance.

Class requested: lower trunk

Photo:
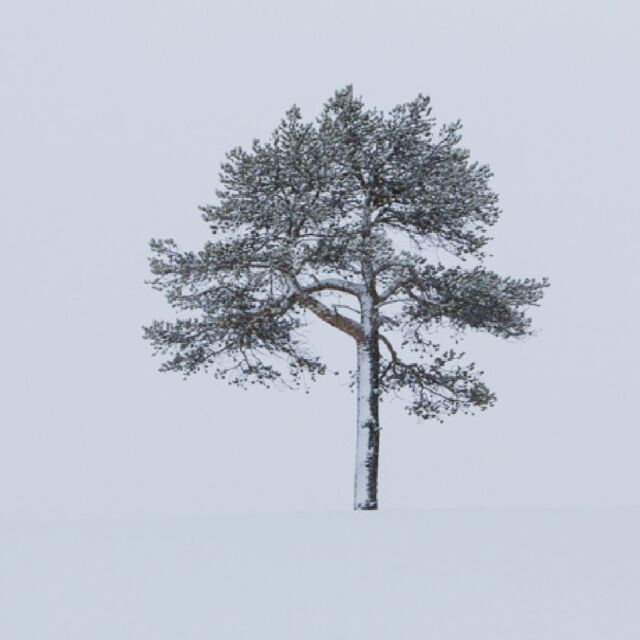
[354,303,380,510]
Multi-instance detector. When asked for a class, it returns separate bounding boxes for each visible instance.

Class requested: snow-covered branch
[286,276,364,341]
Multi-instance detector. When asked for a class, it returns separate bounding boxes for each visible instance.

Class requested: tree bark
[354,294,380,510]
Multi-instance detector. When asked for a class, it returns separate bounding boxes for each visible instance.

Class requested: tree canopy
[145,87,547,424]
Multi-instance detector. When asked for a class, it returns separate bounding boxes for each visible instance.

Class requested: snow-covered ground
[2,509,639,639]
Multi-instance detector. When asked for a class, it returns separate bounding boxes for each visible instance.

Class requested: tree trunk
[354,294,380,510]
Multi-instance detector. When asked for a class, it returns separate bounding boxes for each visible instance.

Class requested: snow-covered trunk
[354,293,380,510]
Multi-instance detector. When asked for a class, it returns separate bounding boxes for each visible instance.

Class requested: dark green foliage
[144,86,548,419]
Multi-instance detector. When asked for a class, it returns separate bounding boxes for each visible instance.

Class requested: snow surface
[2,509,639,639]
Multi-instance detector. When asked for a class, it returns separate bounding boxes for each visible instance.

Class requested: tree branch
[287,276,364,341]
[379,334,398,365]
[300,277,365,297]
[378,264,440,304]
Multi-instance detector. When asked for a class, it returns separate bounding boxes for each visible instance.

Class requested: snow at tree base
[144,87,548,509]
[2,510,639,639]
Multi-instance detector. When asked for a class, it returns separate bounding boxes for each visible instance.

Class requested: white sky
[1,0,639,518]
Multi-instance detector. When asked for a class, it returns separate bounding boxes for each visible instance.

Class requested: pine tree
[144,87,548,510]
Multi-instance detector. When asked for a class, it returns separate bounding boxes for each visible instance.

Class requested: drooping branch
[379,349,495,421]
[379,333,399,365]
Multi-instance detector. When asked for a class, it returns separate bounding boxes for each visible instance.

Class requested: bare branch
[379,334,398,365]
[287,276,364,341]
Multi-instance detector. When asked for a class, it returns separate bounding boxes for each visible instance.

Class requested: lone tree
[145,87,548,510]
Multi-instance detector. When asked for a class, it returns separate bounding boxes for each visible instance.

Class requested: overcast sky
[1,0,638,519]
